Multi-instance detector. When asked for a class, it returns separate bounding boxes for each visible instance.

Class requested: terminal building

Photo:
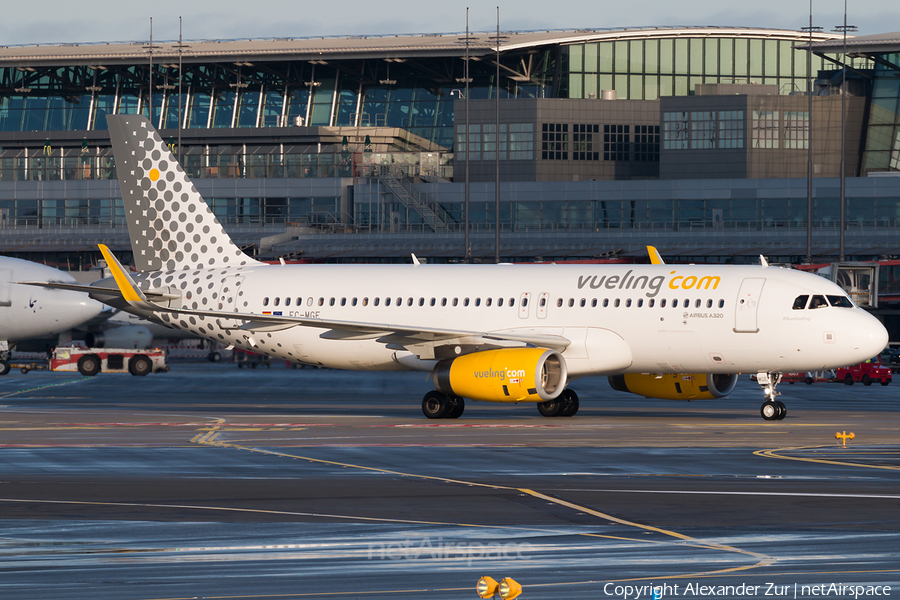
[0,26,898,272]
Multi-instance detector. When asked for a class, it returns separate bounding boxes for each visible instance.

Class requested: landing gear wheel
[537,398,563,417]
[77,354,101,377]
[128,355,152,377]
[0,361,9,376]
[444,396,465,419]
[422,391,448,419]
[756,371,784,421]
[208,351,222,363]
[558,389,579,417]
[774,400,786,420]
[761,401,779,421]
[862,374,872,386]
[844,374,854,385]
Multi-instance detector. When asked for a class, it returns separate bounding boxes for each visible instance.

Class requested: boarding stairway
[377,166,453,233]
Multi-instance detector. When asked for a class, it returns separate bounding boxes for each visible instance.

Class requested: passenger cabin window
[809,295,828,309]
[486,298,493,307]
[580,299,586,307]
[557,298,563,307]
[374,298,380,306]
[464,298,470,307]
[453,298,459,307]
[363,297,369,306]
[591,299,597,307]
[706,299,712,308]
[396,297,402,306]
[475,298,481,307]
[418,298,425,306]
[649,299,655,307]
[329,298,336,306]
[718,299,725,308]
[318,297,324,306]
[340,298,346,306]
[695,299,701,308]
[352,298,358,306]
[285,298,292,306]
[672,299,678,308]
[539,297,546,307]
[661,299,667,308]
[603,298,609,307]
[567,298,574,307]
[263,297,270,306]
[441,298,447,307]
[274,297,281,306]
[408,298,413,306]
[637,298,643,307]
[430,298,436,306]
[626,299,632,307]
[614,298,621,307]
[792,295,809,310]
[827,295,853,308]
[385,297,392,306]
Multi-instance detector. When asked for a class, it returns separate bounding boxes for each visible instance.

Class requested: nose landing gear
[757,372,786,420]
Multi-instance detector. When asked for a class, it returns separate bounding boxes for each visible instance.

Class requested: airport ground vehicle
[50,346,167,376]
[837,357,892,386]
[235,349,271,369]
[780,370,835,385]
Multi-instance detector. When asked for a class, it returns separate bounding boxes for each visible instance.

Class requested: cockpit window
[827,295,854,308]
[792,295,809,310]
[809,295,829,309]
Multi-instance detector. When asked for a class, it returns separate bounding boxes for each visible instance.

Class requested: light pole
[802,1,822,263]
[834,0,856,262]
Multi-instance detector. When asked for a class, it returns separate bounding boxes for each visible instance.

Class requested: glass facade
[861,52,900,174]
[563,37,830,100]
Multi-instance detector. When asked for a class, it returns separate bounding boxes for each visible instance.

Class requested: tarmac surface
[0,363,898,600]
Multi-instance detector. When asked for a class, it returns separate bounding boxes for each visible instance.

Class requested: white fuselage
[134,261,886,376]
[0,257,104,345]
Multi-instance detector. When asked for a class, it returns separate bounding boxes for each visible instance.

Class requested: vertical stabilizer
[107,115,258,272]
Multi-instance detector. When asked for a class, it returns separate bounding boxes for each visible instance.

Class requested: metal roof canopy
[0,26,842,67]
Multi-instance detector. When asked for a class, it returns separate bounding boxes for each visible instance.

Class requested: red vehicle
[836,357,892,386]
[51,346,168,376]
[781,370,835,385]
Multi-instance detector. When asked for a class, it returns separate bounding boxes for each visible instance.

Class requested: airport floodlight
[476,576,499,598]
[498,577,522,599]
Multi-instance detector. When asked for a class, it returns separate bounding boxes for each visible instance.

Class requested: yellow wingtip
[98,244,144,303]
[647,245,665,265]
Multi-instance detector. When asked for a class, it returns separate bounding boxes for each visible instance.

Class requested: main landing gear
[537,389,579,417]
[756,371,786,421]
[422,391,465,419]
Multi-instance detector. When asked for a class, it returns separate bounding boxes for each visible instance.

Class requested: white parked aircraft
[23,116,889,419]
[0,257,104,373]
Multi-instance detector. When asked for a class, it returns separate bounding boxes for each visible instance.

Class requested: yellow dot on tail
[149,168,160,181]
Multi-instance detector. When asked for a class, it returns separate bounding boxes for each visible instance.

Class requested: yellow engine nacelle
[433,348,567,403]
[608,372,738,400]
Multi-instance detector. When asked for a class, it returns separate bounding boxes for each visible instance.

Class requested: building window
[542,123,568,160]
[634,125,660,161]
[690,111,716,149]
[719,110,745,149]
[457,124,482,160]
[784,111,809,149]
[573,124,599,160]
[509,123,534,160]
[663,112,689,150]
[603,124,630,161]
[752,111,780,149]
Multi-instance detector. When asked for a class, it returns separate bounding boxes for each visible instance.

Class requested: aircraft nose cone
[850,310,889,361]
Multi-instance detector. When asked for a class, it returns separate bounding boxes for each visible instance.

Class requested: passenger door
[734,278,765,333]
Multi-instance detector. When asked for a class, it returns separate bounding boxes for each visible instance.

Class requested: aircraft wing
[15,281,181,301]
[89,245,571,353]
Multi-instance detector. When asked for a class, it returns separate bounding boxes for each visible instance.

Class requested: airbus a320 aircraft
[22,116,888,420]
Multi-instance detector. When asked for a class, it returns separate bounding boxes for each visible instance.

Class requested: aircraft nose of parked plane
[848,310,889,362]
[55,294,105,330]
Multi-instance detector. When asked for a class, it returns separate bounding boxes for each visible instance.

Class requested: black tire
[805,377,814,385]
[760,401,779,421]
[881,379,890,386]
[558,389,580,417]
[250,363,257,369]
[0,361,9,376]
[774,400,787,420]
[128,355,152,377]
[77,354,101,377]
[422,391,447,419]
[537,398,563,417]
[237,362,244,369]
[208,352,222,363]
[844,374,854,386]
[862,374,872,386]
[20,368,28,374]
[445,396,465,418]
